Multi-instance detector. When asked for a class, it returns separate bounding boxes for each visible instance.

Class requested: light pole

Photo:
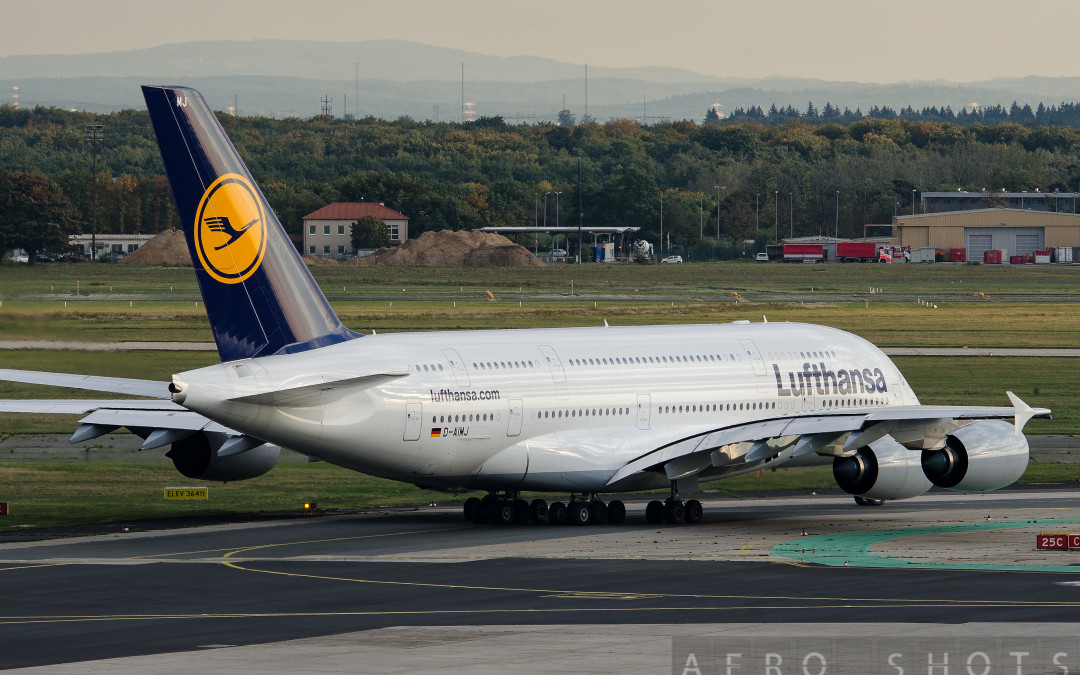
[835,190,839,238]
[699,193,703,240]
[543,191,551,252]
[534,192,539,255]
[788,192,793,238]
[715,185,724,241]
[755,193,760,232]
[554,191,562,252]
[577,152,583,264]
[774,190,779,244]
[85,124,103,261]
[912,189,916,216]
[659,191,664,255]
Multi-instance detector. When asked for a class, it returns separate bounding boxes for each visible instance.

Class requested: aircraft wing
[607,394,1050,486]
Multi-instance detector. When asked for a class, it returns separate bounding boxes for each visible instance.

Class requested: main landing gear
[644,482,704,525]
[463,492,626,526]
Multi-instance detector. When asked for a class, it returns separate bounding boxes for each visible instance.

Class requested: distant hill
[3,40,1080,121]
[0,39,717,83]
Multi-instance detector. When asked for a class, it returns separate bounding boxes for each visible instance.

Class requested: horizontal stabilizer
[0,399,183,415]
[0,369,170,399]
[228,372,408,407]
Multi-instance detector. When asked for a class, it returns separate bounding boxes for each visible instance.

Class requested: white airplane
[0,86,1050,526]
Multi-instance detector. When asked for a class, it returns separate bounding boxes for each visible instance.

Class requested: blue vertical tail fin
[142,85,359,362]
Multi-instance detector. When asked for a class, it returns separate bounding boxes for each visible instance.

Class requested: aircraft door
[442,348,471,387]
[538,345,567,383]
[637,394,651,430]
[739,339,767,376]
[404,402,422,441]
[507,398,523,437]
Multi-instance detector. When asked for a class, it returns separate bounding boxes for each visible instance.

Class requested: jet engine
[921,419,1028,492]
[165,432,279,482]
[832,436,933,501]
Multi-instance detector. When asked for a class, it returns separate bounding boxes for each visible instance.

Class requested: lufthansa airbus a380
[0,86,1050,526]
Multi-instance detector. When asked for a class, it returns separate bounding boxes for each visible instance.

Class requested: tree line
[4,100,1080,260]
[720,101,1080,127]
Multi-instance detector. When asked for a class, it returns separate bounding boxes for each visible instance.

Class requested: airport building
[69,233,156,258]
[892,209,1080,259]
[921,190,1079,214]
[302,202,409,258]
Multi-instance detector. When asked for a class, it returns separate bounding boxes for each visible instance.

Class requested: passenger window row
[536,407,629,420]
[567,353,742,367]
[432,412,500,424]
[769,350,839,361]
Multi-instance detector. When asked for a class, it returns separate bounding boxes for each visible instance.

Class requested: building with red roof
[302,202,409,258]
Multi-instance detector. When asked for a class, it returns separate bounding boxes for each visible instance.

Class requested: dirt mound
[119,229,191,265]
[355,230,545,267]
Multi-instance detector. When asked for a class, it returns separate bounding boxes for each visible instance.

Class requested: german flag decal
[430,428,442,438]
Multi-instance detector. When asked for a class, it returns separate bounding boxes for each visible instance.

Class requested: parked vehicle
[755,252,769,262]
[835,242,878,262]
[661,255,683,264]
[782,243,824,263]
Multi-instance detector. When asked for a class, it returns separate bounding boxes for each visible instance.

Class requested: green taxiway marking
[770,517,1080,572]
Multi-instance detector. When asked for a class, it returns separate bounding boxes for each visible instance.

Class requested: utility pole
[85,124,103,261]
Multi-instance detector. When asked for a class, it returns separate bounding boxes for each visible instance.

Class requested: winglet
[1006,391,1036,436]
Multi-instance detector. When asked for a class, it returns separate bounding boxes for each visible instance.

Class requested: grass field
[2,260,1079,532]
[2,459,1078,533]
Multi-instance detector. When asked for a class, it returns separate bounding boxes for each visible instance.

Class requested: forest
[3,99,1080,254]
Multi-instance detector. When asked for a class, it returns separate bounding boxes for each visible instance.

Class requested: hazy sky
[5,0,1078,83]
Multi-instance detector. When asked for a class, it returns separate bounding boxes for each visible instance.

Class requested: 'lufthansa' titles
[773,362,886,397]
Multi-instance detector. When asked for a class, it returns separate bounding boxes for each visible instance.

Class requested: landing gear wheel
[854,496,885,506]
[590,500,608,525]
[547,501,568,525]
[495,500,516,525]
[664,499,685,524]
[645,500,665,525]
[472,496,494,524]
[529,499,549,524]
[463,497,480,522]
[513,498,531,524]
[684,499,703,524]
[607,499,626,524]
[568,500,592,526]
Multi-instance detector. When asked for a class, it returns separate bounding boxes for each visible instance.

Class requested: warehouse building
[302,202,409,258]
[922,191,1079,214]
[892,209,1080,260]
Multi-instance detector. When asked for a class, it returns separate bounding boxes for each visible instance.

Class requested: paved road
[5,491,1080,671]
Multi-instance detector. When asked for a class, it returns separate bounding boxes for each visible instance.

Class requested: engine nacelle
[921,419,1028,492]
[832,436,933,501]
[165,432,279,482]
